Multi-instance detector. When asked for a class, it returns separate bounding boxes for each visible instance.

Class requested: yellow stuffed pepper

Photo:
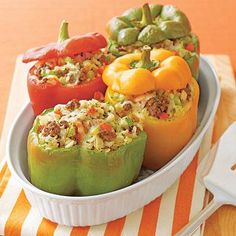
[103,47,199,170]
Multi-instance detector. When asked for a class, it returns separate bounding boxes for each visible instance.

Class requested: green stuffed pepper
[28,99,147,196]
[107,3,200,78]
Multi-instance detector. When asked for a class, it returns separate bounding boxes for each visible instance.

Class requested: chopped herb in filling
[109,33,199,60]
[36,99,144,151]
[32,50,115,86]
[111,83,194,120]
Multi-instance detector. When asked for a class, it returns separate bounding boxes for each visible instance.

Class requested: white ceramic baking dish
[7,57,220,227]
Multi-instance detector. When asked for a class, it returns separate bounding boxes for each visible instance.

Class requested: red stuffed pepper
[23,21,115,115]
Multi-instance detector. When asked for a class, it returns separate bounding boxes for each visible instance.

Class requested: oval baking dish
[7,57,220,226]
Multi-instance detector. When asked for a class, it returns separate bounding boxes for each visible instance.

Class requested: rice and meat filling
[30,50,115,86]
[36,99,144,151]
[143,84,193,119]
[111,82,194,120]
[114,33,198,61]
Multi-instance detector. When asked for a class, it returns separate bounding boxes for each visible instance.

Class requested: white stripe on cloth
[198,122,215,164]
[88,223,107,236]
[21,208,43,236]
[193,228,201,236]
[189,122,214,221]
[0,159,6,172]
[0,177,22,235]
[155,179,180,236]
[53,224,72,236]
[121,208,143,236]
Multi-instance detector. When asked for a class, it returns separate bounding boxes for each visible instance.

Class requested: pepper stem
[141,3,153,26]
[58,20,69,42]
[135,46,155,70]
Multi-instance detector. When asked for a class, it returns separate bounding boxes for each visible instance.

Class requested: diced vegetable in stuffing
[36,99,144,151]
[32,50,115,86]
[111,82,194,120]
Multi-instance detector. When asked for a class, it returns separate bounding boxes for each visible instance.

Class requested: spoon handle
[175,198,223,236]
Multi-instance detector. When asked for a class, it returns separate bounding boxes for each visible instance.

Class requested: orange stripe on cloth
[0,162,7,181]
[4,190,31,236]
[171,152,199,235]
[37,218,57,236]
[104,216,126,236]
[138,196,162,236]
[70,226,90,236]
[0,166,11,197]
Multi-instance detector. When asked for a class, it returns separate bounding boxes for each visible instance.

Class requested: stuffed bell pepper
[103,47,199,170]
[28,99,147,196]
[107,3,200,78]
[23,21,115,115]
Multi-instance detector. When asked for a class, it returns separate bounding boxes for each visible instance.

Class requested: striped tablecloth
[0,55,235,236]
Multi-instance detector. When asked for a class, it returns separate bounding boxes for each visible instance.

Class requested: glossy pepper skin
[184,49,200,79]
[107,4,191,46]
[103,48,199,170]
[23,21,107,116]
[27,65,107,115]
[23,24,107,63]
[142,77,199,169]
[103,48,192,95]
[107,4,200,79]
[105,78,199,170]
[27,113,147,196]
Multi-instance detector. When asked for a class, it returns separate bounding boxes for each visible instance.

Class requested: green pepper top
[107,3,191,46]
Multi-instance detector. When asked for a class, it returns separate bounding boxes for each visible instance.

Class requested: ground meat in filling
[145,96,169,119]
[180,84,192,100]
[31,50,115,86]
[36,99,144,151]
[59,120,69,129]
[65,99,80,111]
[98,129,117,142]
[41,121,61,137]
[116,102,133,117]
[143,83,193,119]
[112,33,198,60]
[112,83,194,120]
